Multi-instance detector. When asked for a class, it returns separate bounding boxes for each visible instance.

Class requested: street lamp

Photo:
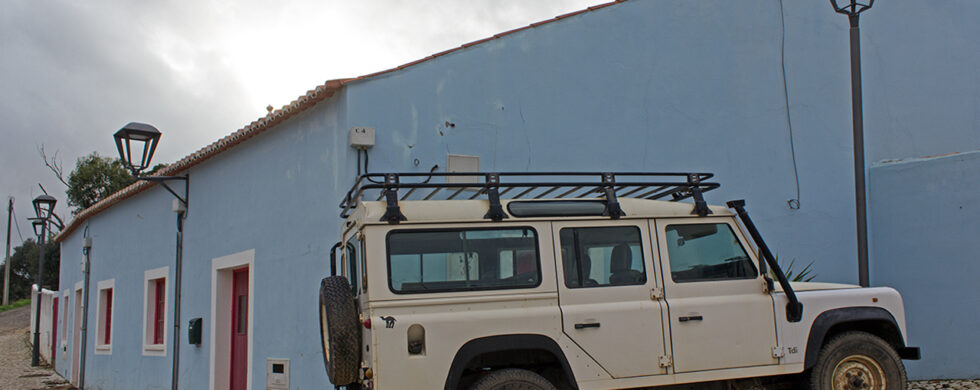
[30,194,62,367]
[113,122,187,390]
[829,0,876,287]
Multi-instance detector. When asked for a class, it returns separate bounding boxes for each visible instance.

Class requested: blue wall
[870,151,980,380]
[56,0,979,387]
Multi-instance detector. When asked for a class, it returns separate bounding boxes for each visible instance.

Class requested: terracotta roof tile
[55,0,625,241]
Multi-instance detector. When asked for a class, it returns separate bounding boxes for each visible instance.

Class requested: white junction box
[349,126,375,149]
[266,358,289,389]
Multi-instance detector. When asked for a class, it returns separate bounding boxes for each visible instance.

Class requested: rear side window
[559,226,646,288]
[665,223,758,283]
[387,227,540,294]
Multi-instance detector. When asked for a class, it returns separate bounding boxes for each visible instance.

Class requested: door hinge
[650,287,664,300]
[772,346,786,359]
[658,354,673,368]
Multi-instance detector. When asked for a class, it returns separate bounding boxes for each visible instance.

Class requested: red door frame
[229,268,249,390]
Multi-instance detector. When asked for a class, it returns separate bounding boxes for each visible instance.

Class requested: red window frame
[153,279,166,344]
[103,288,113,345]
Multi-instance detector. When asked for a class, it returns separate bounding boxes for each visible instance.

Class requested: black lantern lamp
[31,219,45,238]
[32,194,56,222]
[111,122,187,390]
[114,122,161,177]
[829,0,875,288]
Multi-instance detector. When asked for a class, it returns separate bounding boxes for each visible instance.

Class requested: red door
[52,297,59,367]
[229,268,249,390]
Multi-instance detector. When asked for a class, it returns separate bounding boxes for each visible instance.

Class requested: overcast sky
[0,0,599,245]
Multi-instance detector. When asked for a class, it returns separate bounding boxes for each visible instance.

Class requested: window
[346,235,359,296]
[559,226,646,288]
[665,223,758,283]
[388,227,540,293]
[143,267,168,355]
[95,279,115,354]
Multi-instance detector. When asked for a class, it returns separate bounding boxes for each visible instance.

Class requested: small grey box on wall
[349,127,375,149]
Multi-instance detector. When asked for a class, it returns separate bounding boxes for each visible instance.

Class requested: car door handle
[679,315,703,322]
[574,322,601,329]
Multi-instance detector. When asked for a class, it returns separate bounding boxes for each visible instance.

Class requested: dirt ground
[0,306,74,390]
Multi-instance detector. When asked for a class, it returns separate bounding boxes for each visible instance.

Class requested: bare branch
[38,145,68,187]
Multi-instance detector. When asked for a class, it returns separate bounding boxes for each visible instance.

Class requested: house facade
[51,0,979,388]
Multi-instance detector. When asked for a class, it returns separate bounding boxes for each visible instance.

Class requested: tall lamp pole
[3,196,12,306]
[830,0,875,287]
[113,122,188,390]
[30,194,61,366]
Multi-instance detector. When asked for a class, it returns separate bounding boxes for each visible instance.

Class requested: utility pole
[3,197,12,306]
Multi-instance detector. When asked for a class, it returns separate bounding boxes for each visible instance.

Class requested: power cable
[778,0,802,210]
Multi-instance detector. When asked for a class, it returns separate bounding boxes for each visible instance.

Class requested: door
[654,218,778,373]
[553,220,668,378]
[52,297,58,367]
[229,268,249,390]
[71,289,82,384]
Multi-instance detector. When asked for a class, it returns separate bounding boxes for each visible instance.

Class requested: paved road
[0,306,73,390]
[2,304,975,389]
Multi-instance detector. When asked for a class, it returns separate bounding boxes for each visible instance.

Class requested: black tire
[470,369,557,390]
[804,331,907,390]
[319,275,361,386]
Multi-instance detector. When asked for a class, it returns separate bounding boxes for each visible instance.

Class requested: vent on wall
[446,154,479,184]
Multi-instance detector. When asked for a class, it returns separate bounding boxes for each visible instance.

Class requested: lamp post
[30,194,59,366]
[830,0,875,288]
[113,122,188,390]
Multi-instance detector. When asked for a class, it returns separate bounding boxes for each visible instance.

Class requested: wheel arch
[803,307,906,370]
[444,334,577,390]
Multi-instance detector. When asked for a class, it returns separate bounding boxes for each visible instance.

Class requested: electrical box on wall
[446,154,480,184]
[349,126,375,149]
[266,358,289,389]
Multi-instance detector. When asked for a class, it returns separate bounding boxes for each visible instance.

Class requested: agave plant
[770,257,817,282]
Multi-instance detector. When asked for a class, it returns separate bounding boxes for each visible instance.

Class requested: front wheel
[470,369,557,390]
[804,331,907,390]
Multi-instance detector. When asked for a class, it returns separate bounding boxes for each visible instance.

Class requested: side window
[387,228,540,293]
[346,235,359,296]
[559,226,646,288]
[665,223,758,283]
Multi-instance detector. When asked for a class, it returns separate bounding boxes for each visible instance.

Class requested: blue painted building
[52,0,979,388]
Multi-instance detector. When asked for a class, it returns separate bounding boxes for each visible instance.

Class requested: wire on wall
[779,0,802,210]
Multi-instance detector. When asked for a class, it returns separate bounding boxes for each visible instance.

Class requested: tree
[65,153,135,215]
[0,238,60,301]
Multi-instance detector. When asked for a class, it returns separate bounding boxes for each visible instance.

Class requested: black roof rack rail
[339,172,720,223]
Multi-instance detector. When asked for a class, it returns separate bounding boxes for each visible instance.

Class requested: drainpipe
[79,226,92,389]
[171,203,186,390]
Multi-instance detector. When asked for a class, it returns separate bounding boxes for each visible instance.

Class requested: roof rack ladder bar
[514,186,538,199]
[400,187,418,201]
[557,186,583,198]
[380,174,407,224]
[601,173,625,219]
[620,185,649,198]
[638,185,669,199]
[423,187,443,200]
[533,186,561,199]
[688,174,712,217]
[576,186,603,198]
[447,188,466,200]
[483,174,508,222]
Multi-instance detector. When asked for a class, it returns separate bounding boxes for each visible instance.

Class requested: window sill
[143,343,167,356]
[94,345,112,355]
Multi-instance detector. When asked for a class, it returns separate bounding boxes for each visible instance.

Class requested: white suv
[319,172,919,390]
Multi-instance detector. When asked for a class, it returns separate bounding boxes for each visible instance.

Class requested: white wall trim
[209,249,254,390]
[142,266,169,356]
[94,278,114,355]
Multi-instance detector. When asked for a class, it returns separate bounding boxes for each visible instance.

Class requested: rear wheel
[319,276,361,386]
[470,369,557,390]
[804,331,906,390]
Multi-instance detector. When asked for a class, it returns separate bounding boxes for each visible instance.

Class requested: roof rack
[339,172,720,223]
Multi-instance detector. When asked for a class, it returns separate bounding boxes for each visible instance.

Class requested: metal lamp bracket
[141,174,189,210]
